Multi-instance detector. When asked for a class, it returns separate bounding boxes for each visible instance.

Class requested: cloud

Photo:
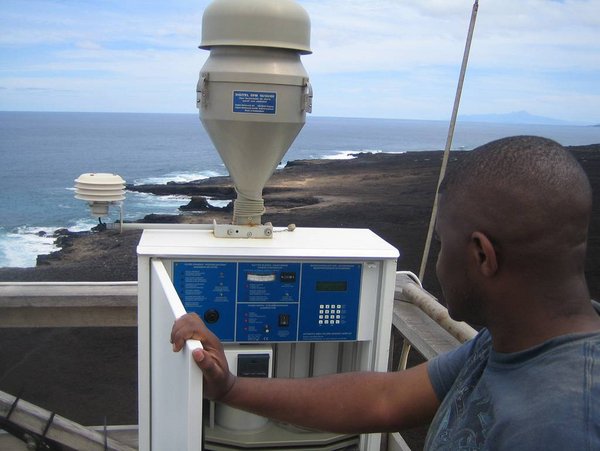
[75,41,103,51]
[297,0,600,121]
[0,0,598,122]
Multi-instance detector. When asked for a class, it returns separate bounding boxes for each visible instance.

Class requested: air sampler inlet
[197,0,312,238]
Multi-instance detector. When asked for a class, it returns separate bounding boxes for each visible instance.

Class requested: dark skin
[435,197,600,353]
[171,313,440,433]
[172,155,600,434]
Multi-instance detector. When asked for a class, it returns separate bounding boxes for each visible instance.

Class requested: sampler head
[197,0,312,229]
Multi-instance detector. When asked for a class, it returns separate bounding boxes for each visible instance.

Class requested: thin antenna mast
[418,0,480,281]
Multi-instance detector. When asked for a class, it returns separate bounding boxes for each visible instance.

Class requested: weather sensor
[74,173,126,228]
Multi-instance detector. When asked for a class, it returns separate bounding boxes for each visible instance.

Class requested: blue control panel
[173,261,362,342]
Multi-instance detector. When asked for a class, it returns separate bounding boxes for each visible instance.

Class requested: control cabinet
[138,227,399,451]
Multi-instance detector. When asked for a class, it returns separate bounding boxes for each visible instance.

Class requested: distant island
[460,110,590,126]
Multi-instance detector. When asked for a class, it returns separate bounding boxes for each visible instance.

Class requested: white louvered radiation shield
[74,173,126,217]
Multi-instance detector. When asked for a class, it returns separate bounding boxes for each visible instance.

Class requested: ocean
[1,111,599,268]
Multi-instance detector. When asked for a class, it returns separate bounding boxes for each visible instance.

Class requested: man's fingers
[170,321,189,351]
[170,314,234,401]
[191,348,235,401]
[192,348,205,364]
[171,321,190,351]
[171,313,216,352]
[193,348,223,376]
[192,349,222,380]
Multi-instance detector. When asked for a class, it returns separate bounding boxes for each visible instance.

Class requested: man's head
[435,135,592,324]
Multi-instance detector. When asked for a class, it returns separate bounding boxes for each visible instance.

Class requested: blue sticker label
[233,91,276,115]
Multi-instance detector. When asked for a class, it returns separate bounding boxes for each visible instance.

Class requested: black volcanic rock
[3,145,600,302]
[179,196,233,212]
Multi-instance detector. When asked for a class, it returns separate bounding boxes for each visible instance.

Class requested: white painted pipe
[107,222,214,231]
[396,273,477,344]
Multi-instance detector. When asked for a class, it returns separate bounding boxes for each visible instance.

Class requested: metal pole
[418,0,479,281]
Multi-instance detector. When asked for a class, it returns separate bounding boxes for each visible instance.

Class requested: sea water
[1,111,599,268]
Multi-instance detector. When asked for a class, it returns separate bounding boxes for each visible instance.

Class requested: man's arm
[171,313,440,434]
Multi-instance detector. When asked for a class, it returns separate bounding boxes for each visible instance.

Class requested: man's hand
[170,313,236,401]
[171,315,439,434]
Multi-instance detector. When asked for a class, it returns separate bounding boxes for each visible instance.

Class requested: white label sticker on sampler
[233,91,276,114]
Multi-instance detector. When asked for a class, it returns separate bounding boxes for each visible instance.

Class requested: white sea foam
[313,149,381,160]
[68,218,98,232]
[206,198,231,208]
[127,192,190,210]
[129,191,189,202]
[323,151,361,160]
[0,226,61,268]
[134,170,223,185]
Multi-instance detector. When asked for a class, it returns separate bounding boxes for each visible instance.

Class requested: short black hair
[438,135,592,259]
[439,135,590,206]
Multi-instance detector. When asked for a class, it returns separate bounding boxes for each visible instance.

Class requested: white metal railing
[395,272,477,345]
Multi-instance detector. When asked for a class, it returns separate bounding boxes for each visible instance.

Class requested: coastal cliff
[3,146,600,300]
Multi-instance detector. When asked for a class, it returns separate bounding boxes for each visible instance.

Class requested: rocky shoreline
[3,145,600,298]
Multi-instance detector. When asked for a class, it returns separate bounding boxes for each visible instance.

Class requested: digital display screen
[247,273,276,282]
[280,272,296,283]
[316,281,347,292]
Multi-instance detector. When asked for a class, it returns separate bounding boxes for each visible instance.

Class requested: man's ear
[470,231,498,277]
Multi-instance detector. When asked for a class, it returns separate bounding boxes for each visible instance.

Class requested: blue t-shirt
[425,329,600,450]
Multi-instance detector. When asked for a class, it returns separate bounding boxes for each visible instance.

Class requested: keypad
[318,304,344,325]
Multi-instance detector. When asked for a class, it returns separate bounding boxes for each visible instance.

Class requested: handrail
[0,276,475,349]
[395,273,477,344]
[0,281,137,327]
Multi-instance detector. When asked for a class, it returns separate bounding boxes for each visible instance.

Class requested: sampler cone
[197,0,312,228]
[201,118,304,225]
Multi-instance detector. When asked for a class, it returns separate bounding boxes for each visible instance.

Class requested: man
[172,136,600,449]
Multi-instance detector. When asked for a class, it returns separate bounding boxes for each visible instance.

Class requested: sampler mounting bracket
[212,219,274,239]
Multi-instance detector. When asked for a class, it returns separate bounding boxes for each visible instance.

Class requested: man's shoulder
[425,330,600,450]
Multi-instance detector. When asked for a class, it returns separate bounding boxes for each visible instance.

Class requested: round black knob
[204,309,220,324]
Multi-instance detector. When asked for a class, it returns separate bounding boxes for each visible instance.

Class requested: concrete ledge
[0,282,137,327]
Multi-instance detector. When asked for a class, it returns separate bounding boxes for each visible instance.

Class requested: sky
[1,0,599,123]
